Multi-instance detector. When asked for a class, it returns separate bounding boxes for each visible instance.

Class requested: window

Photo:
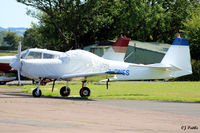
[26,52,42,59]
[19,50,28,59]
[43,53,54,59]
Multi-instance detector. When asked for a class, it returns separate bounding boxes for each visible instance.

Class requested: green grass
[0,50,17,56]
[2,81,199,102]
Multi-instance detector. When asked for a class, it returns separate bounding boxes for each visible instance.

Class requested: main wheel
[60,86,70,97]
[0,81,6,85]
[32,88,42,97]
[80,87,90,97]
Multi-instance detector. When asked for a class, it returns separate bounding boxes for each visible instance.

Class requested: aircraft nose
[10,61,21,70]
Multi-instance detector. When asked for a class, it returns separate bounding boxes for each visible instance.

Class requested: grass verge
[1,81,199,102]
[0,50,17,56]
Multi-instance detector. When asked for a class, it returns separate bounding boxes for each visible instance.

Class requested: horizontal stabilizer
[129,63,182,71]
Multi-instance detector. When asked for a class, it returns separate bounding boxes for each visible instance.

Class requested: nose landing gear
[32,81,42,97]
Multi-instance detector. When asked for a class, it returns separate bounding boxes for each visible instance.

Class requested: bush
[175,60,200,81]
[0,46,16,50]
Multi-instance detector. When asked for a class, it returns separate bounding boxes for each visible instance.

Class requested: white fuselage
[20,50,173,80]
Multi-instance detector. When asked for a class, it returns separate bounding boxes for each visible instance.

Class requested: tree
[0,31,7,46]
[18,0,127,51]
[181,6,200,60]
[18,0,85,51]
[23,24,43,49]
[3,32,22,48]
[18,0,200,51]
[121,0,200,43]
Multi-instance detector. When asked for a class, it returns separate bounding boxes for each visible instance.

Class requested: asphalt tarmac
[0,88,199,133]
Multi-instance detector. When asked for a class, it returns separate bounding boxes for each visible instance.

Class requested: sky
[0,0,38,28]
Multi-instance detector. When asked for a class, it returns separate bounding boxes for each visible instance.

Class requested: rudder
[102,35,131,62]
[161,37,192,77]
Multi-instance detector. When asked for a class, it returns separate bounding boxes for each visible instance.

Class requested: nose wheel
[32,88,42,97]
[0,81,6,85]
[32,80,42,97]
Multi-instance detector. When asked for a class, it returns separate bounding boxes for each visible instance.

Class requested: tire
[0,81,6,85]
[60,86,70,97]
[32,88,42,97]
[80,87,90,97]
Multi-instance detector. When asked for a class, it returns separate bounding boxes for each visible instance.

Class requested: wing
[60,71,124,80]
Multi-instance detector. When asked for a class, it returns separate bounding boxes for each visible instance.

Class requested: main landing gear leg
[79,80,90,97]
[60,81,70,97]
[32,81,42,97]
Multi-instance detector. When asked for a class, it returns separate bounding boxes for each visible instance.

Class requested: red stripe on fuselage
[0,63,16,73]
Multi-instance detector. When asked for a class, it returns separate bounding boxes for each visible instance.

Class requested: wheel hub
[83,90,89,96]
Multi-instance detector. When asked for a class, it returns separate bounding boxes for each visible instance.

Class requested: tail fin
[102,35,131,62]
[161,36,192,77]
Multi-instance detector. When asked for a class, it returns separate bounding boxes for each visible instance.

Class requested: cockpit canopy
[19,48,64,59]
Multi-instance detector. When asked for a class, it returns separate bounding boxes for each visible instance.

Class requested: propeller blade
[17,69,21,86]
[10,42,22,85]
[17,41,22,85]
[17,41,21,60]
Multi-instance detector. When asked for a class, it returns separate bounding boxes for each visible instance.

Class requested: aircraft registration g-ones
[110,69,130,76]
[10,36,192,98]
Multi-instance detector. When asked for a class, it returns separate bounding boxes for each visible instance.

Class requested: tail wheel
[32,88,42,97]
[60,86,70,97]
[80,87,90,97]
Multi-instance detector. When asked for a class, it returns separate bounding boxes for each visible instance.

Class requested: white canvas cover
[20,50,110,80]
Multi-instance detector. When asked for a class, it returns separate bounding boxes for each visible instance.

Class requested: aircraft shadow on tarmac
[104,94,148,97]
[1,93,200,104]
[1,93,95,101]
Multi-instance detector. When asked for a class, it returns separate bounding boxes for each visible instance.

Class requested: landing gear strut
[60,81,70,97]
[32,81,42,97]
[80,80,90,97]
[32,80,91,98]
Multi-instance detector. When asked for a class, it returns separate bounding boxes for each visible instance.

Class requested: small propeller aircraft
[10,36,192,98]
[0,35,130,85]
